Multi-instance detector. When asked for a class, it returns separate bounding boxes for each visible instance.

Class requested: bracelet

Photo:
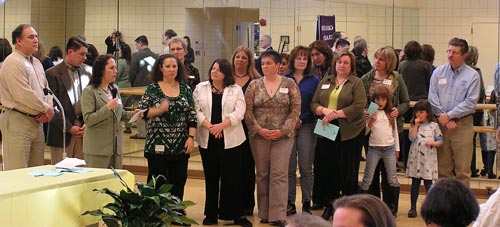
[188,135,195,139]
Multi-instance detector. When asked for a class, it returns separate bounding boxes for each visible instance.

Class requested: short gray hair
[168,36,187,50]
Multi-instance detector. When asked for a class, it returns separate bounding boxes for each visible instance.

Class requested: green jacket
[361,70,410,133]
[311,74,367,141]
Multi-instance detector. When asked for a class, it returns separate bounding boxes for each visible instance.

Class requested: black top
[211,92,223,124]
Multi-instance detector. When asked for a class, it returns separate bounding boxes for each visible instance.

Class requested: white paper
[55,157,87,169]
[128,109,147,123]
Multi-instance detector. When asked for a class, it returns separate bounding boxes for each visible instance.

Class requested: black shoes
[488,173,498,179]
[234,216,252,227]
[123,128,131,133]
[202,216,218,225]
[260,219,269,224]
[480,168,488,176]
[270,220,287,227]
[302,201,311,214]
[321,204,334,220]
[286,202,297,216]
[408,209,417,218]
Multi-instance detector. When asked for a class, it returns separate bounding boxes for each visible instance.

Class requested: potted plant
[82,168,197,227]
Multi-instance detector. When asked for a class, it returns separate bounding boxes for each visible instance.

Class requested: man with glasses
[129,35,158,139]
[168,36,199,91]
[428,37,480,187]
[0,24,55,170]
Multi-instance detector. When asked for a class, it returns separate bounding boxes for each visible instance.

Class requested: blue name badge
[313,119,339,141]
[367,102,379,116]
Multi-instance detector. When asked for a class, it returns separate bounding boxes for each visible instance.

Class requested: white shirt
[369,110,400,151]
[193,81,246,149]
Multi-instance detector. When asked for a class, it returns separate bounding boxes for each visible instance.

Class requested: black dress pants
[200,135,243,220]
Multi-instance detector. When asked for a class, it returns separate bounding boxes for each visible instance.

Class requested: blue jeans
[360,145,400,190]
[288,122,317,203]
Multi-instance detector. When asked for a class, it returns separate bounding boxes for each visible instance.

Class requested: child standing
[406,100,443,218]
[360,86,400,215]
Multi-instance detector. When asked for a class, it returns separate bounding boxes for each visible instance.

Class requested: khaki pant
[0,109,45,170]
[250,135,294,222]
[438,115,474,186]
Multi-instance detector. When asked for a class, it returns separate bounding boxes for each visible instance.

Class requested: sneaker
[408,209,417,218]
[287,202,297,216]
[302,201,311,214]
[234,216,252,227]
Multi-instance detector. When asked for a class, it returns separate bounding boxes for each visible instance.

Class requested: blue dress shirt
[428,63,480,119]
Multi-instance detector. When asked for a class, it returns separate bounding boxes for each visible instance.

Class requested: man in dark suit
[255,34,273,76]
[46,36,92,164]
[129,35,158,139]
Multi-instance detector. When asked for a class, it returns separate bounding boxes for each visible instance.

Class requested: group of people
[0,23,496,227]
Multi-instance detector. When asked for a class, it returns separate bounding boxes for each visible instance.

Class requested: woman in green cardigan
[310,50,367,220]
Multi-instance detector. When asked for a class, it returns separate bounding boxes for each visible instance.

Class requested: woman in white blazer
[193,59,251,227]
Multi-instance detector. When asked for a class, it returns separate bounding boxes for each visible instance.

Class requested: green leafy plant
[82,168,197,227]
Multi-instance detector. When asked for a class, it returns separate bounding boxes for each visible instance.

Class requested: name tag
[155,145,164,152]
[279,87,289,93]
[383,79,392,86]
[438,78,447,85]
[321,84,330,89]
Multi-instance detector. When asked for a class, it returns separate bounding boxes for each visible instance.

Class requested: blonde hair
[231,46,261,79]
[374,46,397,74]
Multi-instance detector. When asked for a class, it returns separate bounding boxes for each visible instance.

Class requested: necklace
[212,84,224,94]
[235,73,248,78]
[335,77,347,90]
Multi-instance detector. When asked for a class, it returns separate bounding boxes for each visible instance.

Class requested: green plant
[82,168,197,227]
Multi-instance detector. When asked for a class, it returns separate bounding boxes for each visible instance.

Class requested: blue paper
[367,102,379,116]
[28,170,63,177]
[314,119,339,141]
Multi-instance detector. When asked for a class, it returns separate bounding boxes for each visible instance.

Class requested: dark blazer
[45,62,92,147]
[129,48,159,87]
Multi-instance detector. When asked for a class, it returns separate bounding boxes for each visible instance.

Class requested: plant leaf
[102,217,120,227]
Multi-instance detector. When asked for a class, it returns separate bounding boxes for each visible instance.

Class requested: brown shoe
[130,134,146,139]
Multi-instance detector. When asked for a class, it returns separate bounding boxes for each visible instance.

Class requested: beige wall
[0,0,499,85]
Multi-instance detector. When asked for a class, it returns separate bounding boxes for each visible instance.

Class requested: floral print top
[138,82,197,156]
[244,77,301,138]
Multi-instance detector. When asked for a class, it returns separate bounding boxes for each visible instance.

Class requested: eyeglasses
[170,47,184,52]
[446,50,462,56]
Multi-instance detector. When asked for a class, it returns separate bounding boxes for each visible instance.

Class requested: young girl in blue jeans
[406,100,442,218]
[360,86,400,207]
